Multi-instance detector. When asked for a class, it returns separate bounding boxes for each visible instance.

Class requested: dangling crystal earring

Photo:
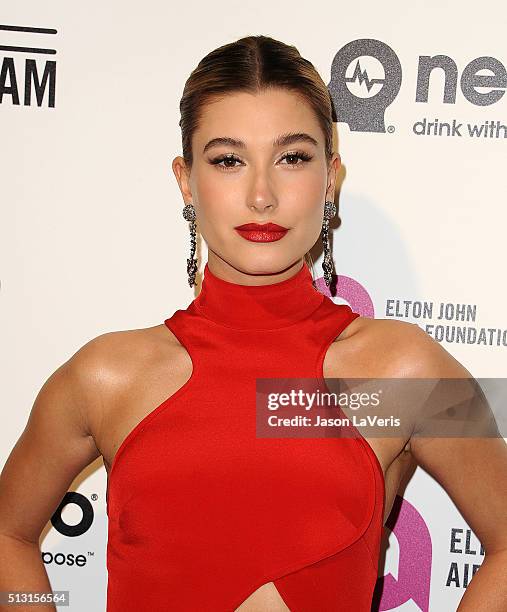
[182,202,198,288]
[321,200,337,287]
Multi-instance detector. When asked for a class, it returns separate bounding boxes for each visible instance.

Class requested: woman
[1,35,506,612]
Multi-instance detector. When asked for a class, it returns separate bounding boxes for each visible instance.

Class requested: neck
[192,261,324,330]
[205,256,307,287]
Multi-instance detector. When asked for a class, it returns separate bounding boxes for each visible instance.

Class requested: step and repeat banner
[1,2,505,611]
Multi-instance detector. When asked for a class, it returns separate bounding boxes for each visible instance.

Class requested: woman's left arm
[401,325,507,611]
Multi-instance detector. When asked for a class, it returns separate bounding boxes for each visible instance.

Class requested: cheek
[285,168,326,208]
[194,199,240,254]
[296,211,324,242]
[191,170,239,228]
[291,191,324,224]
[292,199,325,240]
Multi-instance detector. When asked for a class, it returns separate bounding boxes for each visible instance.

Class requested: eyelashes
[208,151,313,171]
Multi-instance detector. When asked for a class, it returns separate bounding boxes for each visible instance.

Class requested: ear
[172,156,193,204]
[326,152,341,201]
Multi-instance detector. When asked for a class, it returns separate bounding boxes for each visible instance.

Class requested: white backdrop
[1,2,505,610]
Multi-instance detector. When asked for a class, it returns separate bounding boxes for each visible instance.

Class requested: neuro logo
[328,39,402,133]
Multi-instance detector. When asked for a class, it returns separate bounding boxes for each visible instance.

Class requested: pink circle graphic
[314,274,375,318]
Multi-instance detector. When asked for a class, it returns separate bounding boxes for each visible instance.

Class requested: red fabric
[106,262,385,611]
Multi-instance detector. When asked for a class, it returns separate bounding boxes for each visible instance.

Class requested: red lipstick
[234,222,289,243]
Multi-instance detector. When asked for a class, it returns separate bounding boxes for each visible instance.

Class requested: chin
[227,255,305,277]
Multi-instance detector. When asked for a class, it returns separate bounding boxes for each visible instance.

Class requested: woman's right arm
[0,339,106,611]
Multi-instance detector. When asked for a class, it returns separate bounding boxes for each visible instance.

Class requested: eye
[208,154,243,171]
[279,151,313,167]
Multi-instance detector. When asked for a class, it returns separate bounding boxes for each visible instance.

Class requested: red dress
[106,262,385,611]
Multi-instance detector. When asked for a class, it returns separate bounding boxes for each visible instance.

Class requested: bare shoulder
[339,315,423,345]
[66,323,181,431]
[68,324,173,378]
[338,316,471,377]
[332,316,420,367]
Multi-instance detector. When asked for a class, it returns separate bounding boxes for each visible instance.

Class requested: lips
[235,222,288,232]
[234,222,289,243]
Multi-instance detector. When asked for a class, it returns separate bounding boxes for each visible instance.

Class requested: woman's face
[173,87,341,283]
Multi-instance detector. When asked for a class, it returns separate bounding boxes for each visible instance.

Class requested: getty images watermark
[255,378,505,439]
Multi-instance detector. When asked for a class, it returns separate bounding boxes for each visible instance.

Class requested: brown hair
[178,34,336,274]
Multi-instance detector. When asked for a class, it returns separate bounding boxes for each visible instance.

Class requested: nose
[249,201,274,213]
[246,169,278,215]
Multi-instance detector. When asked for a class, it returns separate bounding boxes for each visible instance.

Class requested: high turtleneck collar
[192,262,325,330]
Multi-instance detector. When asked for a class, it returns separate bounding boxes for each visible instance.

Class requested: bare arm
[0,342,104,611]
[402,325,507,611]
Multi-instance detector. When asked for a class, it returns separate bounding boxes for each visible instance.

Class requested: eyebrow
[202,131,319,154]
